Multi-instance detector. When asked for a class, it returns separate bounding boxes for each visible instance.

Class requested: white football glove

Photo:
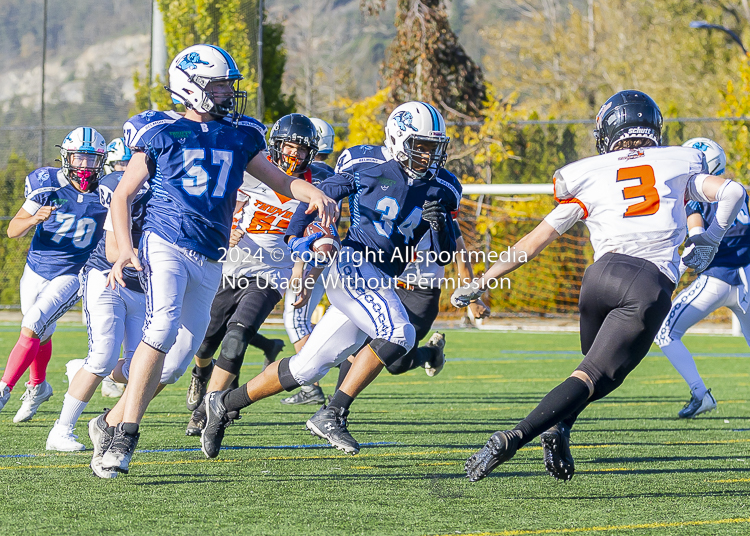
[451,279,484,308]
[681,232,721,273]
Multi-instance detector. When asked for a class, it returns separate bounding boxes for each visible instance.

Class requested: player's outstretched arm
[246,153,338,227]
[683,175,746,272]
[7,205,57,239]
[455,233,490,319]
[106,152,150,289]
[452,220,559,307]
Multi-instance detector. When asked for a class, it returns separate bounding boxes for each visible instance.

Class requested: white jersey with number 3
[544,146,710,283]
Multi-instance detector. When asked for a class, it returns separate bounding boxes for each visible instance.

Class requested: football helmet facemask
[682,137,726,175]
[384,101,450,180]
[58,127,107,193]
[593,90,663,155]
[167,44,247,123]
[269,114,319,175]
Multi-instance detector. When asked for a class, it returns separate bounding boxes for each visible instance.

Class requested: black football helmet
[593,90,663,155]
[268,113,319,175]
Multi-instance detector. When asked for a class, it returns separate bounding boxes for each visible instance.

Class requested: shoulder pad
[24,167,63,200]
[434,168,462,209]
[123,110,181,149]
[335,145,388,173]
[310,162,335,184]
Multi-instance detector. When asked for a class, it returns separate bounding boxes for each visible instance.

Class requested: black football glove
[422,200,447,232]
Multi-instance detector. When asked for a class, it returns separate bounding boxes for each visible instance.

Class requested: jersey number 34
[617,165,659,218]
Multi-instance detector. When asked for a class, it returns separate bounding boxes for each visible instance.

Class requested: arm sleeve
[544,203,584,235]
[285,173,357,240]
[430,212,457,266]
[703,180,747,243]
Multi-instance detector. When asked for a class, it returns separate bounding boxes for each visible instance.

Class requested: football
[304,221,341,262]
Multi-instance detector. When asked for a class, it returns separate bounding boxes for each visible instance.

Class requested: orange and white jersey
[222,172,299,281]
[544,146,711,283]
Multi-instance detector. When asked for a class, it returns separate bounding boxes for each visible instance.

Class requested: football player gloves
[422,200,448,232]
[681,232,720,273]
[451,279,484,308]
[288,232,325,265]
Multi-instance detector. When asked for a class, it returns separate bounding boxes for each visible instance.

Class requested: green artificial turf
[0,327,748,535]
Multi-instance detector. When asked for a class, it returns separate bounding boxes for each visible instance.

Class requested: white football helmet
[682,137,726,175]
[384,101,450,179]
[104,138,133,175]
[59,127,107,193]
[167,44,247,120]
[310,118,335,155]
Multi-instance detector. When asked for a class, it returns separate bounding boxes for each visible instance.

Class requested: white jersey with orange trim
[222,172,299,282]
[544,146,711,283]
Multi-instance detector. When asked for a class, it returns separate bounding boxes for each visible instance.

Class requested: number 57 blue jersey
[123,110,267,260]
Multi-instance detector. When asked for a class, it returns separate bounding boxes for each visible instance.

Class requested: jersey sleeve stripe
[337,157,385,171]
[553,177,589,219]
[127,117,179,148]
[435,177,461,208]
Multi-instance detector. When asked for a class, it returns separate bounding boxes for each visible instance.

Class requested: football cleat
[89,411,117,479]
[281,384,325,405]
[540,422,575,481]
[263,339,286,371]
[186,367,209,411]
[678,389,717,419]
[101,423,140,474]
[424,332,446,377]
[13,381,53,423]
[465,430,522,482]
[46,420,86,452]
[186,405,206,436]
[306,405,360,454]
[201,391,232,458]
[100,377,125,398]
[0,383,10,413]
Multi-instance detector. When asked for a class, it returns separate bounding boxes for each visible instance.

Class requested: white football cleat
[100,377,125,398]
[46,420,86,451]
[13,381,53,423]
[424,332,446,377]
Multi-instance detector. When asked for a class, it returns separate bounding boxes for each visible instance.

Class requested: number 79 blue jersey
[123,110,267,260]
[23,167,108,279]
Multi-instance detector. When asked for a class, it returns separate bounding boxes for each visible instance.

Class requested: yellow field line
[430,517,750,536]
[0,458,239,471]
[707,477,750,483]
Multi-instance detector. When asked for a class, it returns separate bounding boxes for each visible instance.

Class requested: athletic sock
[223,385,253,413]
[194,360,214,381]
[661,340,707,398]
[327,390,354,412]
[513,377,590,448]
[122,422,139,435]
[29,339,52,386]
[1,334,41,389]
[59,393,88,428]
[251,334,274,355]
[335,360,353,392]
[413,346,435,369]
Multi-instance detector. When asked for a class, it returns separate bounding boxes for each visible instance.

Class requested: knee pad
[215,325,256,376]
[277,357,302,391]
[370,338,409,367]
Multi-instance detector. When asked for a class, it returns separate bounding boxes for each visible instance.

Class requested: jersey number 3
[617,165,659,217]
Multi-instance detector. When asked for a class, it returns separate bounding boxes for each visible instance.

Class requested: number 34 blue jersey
[123,110,267,260]
[23,167,108,279]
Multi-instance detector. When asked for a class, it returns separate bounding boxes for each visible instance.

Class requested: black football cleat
[540,422,575,481]
[186,404,206,436]
[306,405,360,454]
[201,391,232,459]
[186,367,209,411]
[465,430,521,482]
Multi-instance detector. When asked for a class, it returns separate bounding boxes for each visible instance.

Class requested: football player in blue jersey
[0,127,108,422]
[656,138,750,418]
[46,155,151,453]
[184,113,329,435]
[87,44,337,476]
[200,101,462,458]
